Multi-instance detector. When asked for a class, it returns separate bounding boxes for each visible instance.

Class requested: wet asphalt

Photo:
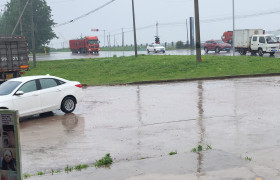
[21,76,280,180]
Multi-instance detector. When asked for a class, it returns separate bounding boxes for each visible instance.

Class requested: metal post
[132,0,138,57]
[156,21,158,37]
[104,30,106,47]
[122,28,124,47]
[30,0,36,68]
[186,18,189,47]
[194,0,201,62]
[232,0,235,56]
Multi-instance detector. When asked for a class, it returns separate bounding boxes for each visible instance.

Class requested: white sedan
[147,44,165,53]
[0,75,83,117]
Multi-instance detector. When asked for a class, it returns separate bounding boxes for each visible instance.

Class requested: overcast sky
[1,0,280,48]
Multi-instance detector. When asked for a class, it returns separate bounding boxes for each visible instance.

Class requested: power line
[54,0,116,28]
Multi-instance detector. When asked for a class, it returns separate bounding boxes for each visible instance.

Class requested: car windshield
[154,44,162,47]
[88,40,99,44]
[265,35,278,44]
[0,81,21,95]
[216,40,224,44]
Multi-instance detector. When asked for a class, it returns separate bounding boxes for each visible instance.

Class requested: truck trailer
[0,36,29,83]
[234,29,279,56]
[69,36,100,54]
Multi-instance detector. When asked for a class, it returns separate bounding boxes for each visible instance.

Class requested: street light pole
[131,0,138,57]
[194,0,201,62]
[232,0,235,56]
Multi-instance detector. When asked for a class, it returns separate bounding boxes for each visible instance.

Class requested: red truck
[221,31,233,44]
[0,36,29,83]
[69,36,100,54]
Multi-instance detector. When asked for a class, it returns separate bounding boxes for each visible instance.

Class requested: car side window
[39,78,58,89]
[252,36,257,41]
[259,37,265,43]
[18,80,37,93]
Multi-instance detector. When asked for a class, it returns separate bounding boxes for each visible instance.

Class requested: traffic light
[155,37,160,44]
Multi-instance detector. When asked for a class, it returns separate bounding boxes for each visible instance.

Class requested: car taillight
[75,84,82,88]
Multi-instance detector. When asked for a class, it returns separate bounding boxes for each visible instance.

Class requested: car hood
[0,94,12,102]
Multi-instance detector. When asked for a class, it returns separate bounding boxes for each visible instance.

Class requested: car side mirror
[15,91,24,96]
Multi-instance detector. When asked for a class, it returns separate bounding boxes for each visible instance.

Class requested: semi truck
[221,31,233,44]
[0,36,29,83]
[234,29,279,56]
[69,36,100,54]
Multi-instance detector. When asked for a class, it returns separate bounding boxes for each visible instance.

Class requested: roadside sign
[0,110,22,180]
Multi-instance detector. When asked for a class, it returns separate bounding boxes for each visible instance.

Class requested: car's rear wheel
[61,97,76,113]
[270,52,275,56]
[154,49,157,53]
[147,49,150,53]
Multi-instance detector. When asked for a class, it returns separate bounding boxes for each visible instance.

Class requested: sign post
[0,110,22,180]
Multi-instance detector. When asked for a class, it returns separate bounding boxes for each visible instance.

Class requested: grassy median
[25,54,280,86]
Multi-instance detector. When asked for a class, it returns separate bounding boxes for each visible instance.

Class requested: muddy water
[21,77,280,179]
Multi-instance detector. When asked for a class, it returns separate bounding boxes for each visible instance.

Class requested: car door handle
[56,89,62,92]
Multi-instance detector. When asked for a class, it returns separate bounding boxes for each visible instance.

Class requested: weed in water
[245,156,252,161]
[75,164,89,171]
[94,153,113,168]
[55,169,62,173]
[206,144,212,150]
[197,145,203,152]
[191,148,197,153]
[65,165,74,173]
[37,171,45,176]
[24,174,31,179]
[169,151,177,155]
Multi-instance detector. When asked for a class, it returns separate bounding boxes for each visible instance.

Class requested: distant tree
[176,41,184,49]
[0,0,57,50]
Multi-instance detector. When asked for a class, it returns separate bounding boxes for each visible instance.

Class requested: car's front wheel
[258,48,263,56]
[61,96,76,113]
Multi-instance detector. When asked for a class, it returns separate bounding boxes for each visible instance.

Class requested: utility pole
[232,0,235,56]
[18,0,23,35]
[186,19,189,47]
[156,21,158,37]
[132,0,137,57]
[12,0,30,35]
[103,30,106,47]
[30,0,36,68]
[194,0,201,62]
[122,28,124,47]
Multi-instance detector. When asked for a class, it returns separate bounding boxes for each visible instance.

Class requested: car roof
[8,75,68,83]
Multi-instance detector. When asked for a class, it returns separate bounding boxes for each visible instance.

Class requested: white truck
[234,29,279,56]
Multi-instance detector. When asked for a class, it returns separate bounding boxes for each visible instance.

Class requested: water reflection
[61,113,79,133]
[196,81,205,178]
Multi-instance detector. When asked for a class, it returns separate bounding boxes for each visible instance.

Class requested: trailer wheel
[269,52,275,56]
[258,48,263,56]
[251,51,257,56]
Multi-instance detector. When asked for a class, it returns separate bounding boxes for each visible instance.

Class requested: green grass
[245,156,252,161]
[37,171,45,176]
[24,55,280,86]
[94,153,113,168]
[74,164,89,171]
[169,151,177,155]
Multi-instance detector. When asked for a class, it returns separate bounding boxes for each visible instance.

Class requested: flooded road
[22,76,280,179]
[29,50,280,61]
